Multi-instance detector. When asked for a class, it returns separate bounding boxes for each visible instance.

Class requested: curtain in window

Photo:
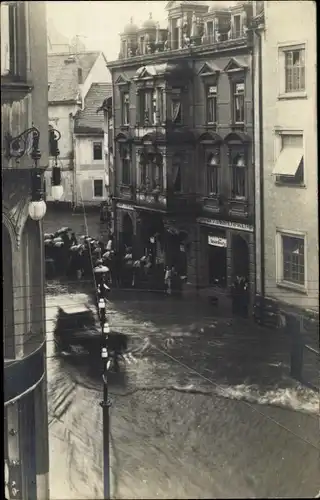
[172,101,181,123]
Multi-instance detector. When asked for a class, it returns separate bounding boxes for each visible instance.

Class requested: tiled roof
[74,83,113,134]
[48,51,101,102]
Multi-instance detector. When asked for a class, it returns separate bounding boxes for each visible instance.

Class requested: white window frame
[276,229,307,292]
[278,42,307,100]
[121,92,130,125]
[93,178,104,198]
[273,128,306,186]
[92,141,103,161]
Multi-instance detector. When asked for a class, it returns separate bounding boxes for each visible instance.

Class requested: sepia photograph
[2,1,319,499]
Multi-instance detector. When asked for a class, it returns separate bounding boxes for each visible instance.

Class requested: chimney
[77,67,85,110]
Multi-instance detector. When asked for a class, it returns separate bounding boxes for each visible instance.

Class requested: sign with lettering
[197,217,254,233]
[208,235,227,247]
[117,203,134,211]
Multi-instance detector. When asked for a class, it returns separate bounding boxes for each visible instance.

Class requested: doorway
[232,234,249,280]
[207,232,227,287]
[122,213,134,251]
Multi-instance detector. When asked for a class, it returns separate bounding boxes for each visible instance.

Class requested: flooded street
[46,283,319,499]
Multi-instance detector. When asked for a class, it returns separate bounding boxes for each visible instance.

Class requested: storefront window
[207,231,227,287]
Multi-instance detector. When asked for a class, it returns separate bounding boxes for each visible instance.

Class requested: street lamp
[5,126,48,221]
[49,126,64,201]
[28,127,47,221]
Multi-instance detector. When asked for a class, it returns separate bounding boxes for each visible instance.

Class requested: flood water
[46,281,319,499]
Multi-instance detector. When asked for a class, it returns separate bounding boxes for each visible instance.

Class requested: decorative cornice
[107,38,252,71]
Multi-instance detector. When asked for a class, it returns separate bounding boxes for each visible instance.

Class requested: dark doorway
[208,244,227,287]
[122,213,133,250]
[232,234,250,280]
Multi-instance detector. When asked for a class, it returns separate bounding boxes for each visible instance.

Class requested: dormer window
[121,39,127,58]
[233,15,241,38]
[171,18,179,49]
[139,36,145,54]
[207,21,214,43]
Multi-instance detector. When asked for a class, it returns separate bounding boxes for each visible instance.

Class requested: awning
[272,148,303,176]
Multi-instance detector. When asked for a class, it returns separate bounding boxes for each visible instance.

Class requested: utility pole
[98,296,111,499]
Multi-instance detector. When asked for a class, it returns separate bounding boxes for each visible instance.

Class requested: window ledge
[230,122,245,129]
[205,123,217,130]
[275,181,306,188]
[277,281,308,295]
[1,80,33,100]
[120,125,130,131]
[278,92,307,101]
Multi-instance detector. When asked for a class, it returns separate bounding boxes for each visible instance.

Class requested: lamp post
[49,126,64,201]
[98,294,111,500]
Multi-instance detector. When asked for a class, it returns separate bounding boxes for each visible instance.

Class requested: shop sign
[117,203,134,211]
[198,217,254,233]
[208,235,227,247]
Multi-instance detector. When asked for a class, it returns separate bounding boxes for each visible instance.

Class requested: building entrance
[207,233,227,287]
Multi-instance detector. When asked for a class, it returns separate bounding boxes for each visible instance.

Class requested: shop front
[197,217,255,307]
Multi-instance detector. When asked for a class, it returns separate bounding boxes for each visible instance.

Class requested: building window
[207,152,220,196]
[93,179,103,197]
[207,21,214,43]
[273,134,304,185]
[1,2,18,77]
[121,92,130,125]
[152,89,157,124]
[139,36,145,54]
[230,152,246,199]
[93,142,103,160]
[281,234,305,286]
[139,152,163,190]
[172,18,179,50]
[206,85,217,124]
[171,88,182,125]
[121,39,127,58]
[159,88,166,123]
[233,15,241,38]
[120,145,131,185]
[232,82,245,124]
[172,154,183,192]
[285,48,305,93]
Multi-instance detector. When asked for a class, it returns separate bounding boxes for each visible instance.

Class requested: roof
[74,83,112,134]
[48,51,103,103]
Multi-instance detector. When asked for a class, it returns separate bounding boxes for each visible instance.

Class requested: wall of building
[75,135,107,205]
[2,2,50,497]
[262,1,318,313]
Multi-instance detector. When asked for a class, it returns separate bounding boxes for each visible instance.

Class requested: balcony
[135,187,199,215]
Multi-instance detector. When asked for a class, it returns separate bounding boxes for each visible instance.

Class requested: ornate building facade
[2,2,50,498]
[107,0,256,305]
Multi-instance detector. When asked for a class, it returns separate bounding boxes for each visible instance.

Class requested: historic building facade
[107,0,255,303]
[253,1,318,328]
[2,2,50,498]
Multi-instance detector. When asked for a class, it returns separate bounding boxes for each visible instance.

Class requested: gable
[224,57,248,73]
[115,73,130,85]
[198,62,221,77]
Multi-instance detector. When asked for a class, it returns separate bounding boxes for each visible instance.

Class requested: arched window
[120,144,131,185]
[230,151,246,199]
[172,153,183,192]
[2,223,14,359]
[207,151,220,196]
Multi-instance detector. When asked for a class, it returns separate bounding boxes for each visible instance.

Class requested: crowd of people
[44,227,185,295]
